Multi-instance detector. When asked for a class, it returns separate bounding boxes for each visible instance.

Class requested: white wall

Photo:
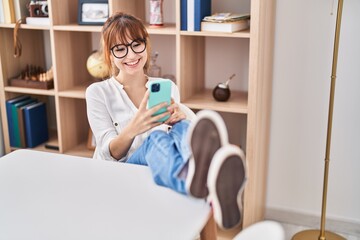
[267,0,360,223]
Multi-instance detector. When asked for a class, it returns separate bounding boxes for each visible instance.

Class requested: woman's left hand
[164,100,186,125]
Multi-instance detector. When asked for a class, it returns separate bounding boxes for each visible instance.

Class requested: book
[203,13,250,23]
[26,17,50,26]
[2,0,15,23]
[201,19,250,33]
[6,95,30,147]
[4,0,16,23]
[23,101,49,148]
[18,100,39,147]
[11,98,37,147]
[187,0,194,31]
[194,0,211,31]
[13,0,29,21]
[180,0,187,30]
[0,0,5,23]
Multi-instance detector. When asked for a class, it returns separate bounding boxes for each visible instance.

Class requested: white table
[0,150,211,240]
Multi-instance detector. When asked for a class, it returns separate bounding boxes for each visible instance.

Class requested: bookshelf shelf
[183,90,248,114]
[0,0,274,232]
[53,24,102,32]
[4,87,56,96]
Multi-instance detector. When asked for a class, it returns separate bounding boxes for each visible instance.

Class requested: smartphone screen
[147,79,172,122]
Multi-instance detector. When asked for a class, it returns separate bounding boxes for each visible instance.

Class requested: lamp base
[292,230,346,240]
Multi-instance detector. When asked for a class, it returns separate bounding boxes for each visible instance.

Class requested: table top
[0,149,210,240]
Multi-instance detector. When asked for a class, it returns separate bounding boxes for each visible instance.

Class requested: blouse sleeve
[85,83,117,161]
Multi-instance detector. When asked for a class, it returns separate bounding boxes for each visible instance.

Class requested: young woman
[86,12,247,230]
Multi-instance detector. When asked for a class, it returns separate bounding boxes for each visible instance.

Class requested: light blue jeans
[126,120,191,195]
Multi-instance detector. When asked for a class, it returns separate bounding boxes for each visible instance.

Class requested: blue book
[23,102,49,148]
[180,0,188,30]
[18,100,39,147]
[5,95,30,147]
[11,98,37,147]
[194,0,211,31]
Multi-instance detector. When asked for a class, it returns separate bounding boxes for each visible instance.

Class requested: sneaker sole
[207,145,247,229]
[186,110,229,198]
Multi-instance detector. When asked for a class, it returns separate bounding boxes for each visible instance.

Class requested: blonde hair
[102,12,151,76]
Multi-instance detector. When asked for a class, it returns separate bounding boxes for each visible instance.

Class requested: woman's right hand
[126,90,170,138]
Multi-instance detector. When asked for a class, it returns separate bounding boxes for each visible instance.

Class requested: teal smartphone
[147,79,172,122]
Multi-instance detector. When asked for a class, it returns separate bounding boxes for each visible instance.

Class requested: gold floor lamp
[292,0,346,240]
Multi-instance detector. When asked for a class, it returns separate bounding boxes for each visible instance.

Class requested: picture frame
[78,0,109,25]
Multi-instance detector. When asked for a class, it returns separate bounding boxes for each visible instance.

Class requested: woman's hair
[102,12,151,76]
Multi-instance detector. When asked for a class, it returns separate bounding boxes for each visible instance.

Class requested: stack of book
[201,13,250,33]
[6,95,49,148]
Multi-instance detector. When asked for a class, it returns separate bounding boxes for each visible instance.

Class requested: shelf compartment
[183,89,248,114]
[0,28,51,87]
[64,142,94,159]
[53,31,95,92]
[58,97,89,154]
[5,94,58,153]
[58,82,93,99]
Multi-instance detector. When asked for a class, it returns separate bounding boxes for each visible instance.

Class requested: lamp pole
[292,0,346,239]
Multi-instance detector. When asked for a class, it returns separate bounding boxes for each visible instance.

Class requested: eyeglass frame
[110,38,147,59]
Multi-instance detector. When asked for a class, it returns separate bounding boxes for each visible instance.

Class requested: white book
[201,19,250,33]
[187,0,194,31]
[0,0,5,23]
[13,0,29,21]
[26,17,50,26]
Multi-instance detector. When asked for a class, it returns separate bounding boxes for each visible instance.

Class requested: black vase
[213,83,231,102]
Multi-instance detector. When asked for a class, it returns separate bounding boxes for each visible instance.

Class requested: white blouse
[85,76,180,162]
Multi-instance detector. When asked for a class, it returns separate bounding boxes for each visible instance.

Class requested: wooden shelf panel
[64,142,94,158]
[10,130,59,153]
[183,89,248,114]
[58,84,89,99]
[52,23,176,34]
[145,23,176,35]
[180,29,250,38]
[0,23,50,30]
[4,86,55,96]
[53,24,102,32]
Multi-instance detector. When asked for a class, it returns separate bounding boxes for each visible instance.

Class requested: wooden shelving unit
[0,0,275,230]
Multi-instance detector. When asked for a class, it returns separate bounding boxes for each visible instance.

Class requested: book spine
[0,0,5,23]
[24,102,49,148]
[5,95,30,147]
[11,105,21,147]
[2,0,15,23]
[194,0,211,31]
[17,107,26,148]
[13,0,28,21]
[180,0,187,30]
[187,0,194,31]
[6,101,15,146]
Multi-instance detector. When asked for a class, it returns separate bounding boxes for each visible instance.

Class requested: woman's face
[110,37,148,76]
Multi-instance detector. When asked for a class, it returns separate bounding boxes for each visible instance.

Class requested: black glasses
[110,39,147,59]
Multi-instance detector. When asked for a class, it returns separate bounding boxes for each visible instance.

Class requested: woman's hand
[164,100,186,125]
[126,91,171,138]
